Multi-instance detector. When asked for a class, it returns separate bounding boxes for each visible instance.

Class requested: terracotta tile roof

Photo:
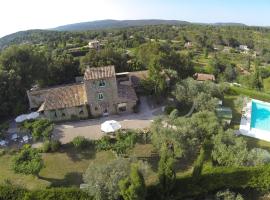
[84,65,116,80]
[40,84,87,111]
[118,84,138,102]
[194,73,215,81]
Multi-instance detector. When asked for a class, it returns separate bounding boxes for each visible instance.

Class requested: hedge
[0,186,92,200]
[173,164,270,199]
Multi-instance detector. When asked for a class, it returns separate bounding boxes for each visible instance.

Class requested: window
[118,103,127,112]
[119,106,127,112]
[99,80,106,87]
[98,93,104,100]
[79,110,84,115]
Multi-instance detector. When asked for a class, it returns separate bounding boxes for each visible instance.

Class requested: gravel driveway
[52,97,162,144]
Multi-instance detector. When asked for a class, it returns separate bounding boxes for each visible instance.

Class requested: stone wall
[44,105,89,122]
[84,77,119,117]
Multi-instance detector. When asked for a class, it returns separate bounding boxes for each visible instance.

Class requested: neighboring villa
[88,40,100,50]
[184,41,193,49]
[239,45,250,52]
[193,73,215,81]
[27,66,143,121]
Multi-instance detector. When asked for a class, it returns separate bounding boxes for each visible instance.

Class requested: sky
[1,0,270,38]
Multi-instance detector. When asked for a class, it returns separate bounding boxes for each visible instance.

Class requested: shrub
[72,136,89,150]
[215,189,244,200]
[164,105,176,115]
[22,119,54,141]
[169,109,179,120]
[113,131,138,155]
[247,148,270,166]
[192,147,205,180]
[12,144,43,176]
[0,185,27,200]
[42,141,51,153]
[50,140,61,152]
[0,149,5,157]
[0,185,92,200]
[42,140,61,153]
[95,136,113,151]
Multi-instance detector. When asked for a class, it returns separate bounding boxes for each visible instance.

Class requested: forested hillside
[1,23,270,120]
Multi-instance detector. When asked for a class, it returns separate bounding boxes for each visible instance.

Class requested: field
[0,147,115,189]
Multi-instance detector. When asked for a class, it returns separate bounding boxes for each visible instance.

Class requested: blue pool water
[251,101,270,131]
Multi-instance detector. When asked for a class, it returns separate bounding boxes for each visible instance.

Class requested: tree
[212,130,249,167]
[251,65,263,90]
[194,92,218,112]
[83,158,147,200]
[247,148,270,166]
[148,56,167,97]
[158,145,176,199]
[119,164,146,200]
[0,45,47,119]
[12,145,43,176]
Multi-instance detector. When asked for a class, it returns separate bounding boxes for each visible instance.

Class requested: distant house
[239,45,250,51]
[27,66,138,121]
[193,73,215,81]
[184,42,193,49]
[88,40,100,50]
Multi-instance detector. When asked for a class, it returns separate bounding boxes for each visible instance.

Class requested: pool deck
[239,99,270,142]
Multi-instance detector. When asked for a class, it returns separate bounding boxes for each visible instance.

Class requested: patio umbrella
[27,112,39,120]
[101,120,121,133]
[22,136,29,142]
[15,114,28,123]
[0,140,7,146]
[12,133,18,140]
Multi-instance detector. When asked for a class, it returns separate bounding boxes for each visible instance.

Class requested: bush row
[172,164,270,199]
[0,185,92,200]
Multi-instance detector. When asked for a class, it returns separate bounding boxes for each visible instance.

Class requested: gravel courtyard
[52,97,162,144]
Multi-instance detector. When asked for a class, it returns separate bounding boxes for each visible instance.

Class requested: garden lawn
[0,148,115,190]
[264,77,270,93]
[229,86,270,102]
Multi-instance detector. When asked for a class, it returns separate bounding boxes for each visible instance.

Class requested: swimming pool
[251,100,270,131]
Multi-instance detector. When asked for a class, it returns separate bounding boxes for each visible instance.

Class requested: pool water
[251,101,270,131]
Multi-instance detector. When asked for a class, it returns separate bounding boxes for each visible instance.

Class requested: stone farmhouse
[27,66,143,121]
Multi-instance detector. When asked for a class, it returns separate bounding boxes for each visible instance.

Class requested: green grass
[229,86,270,102]
[264,77,270,93]
[242,135,270,151]
[0,148,115,189]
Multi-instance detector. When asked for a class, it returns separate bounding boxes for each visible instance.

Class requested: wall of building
[44,105,88,122]
[116,100,137,114]
[84,77,119,117]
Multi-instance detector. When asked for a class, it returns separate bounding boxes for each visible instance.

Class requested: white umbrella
[27,112,39,120]
[101,120,121,133]
[22,136,30,142]
[15,114,28,123]
[0,140,7,146]
[12,134,18,140]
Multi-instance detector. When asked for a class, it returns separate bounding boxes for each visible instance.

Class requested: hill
[51,19,190,31]
[0,19,250,50]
